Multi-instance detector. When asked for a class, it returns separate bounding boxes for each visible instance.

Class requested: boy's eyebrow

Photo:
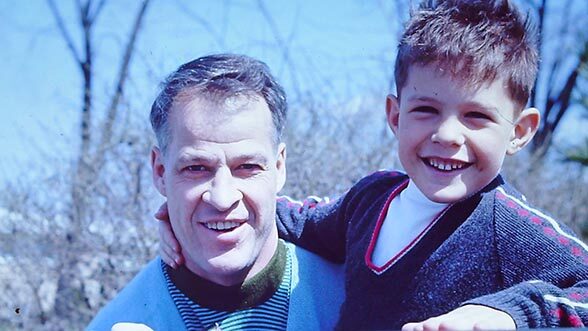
[407,95,439,103]
[408,96,500,113]
[460,101,500,112]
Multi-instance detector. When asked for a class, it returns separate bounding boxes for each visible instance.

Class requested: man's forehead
[174,88,262,113]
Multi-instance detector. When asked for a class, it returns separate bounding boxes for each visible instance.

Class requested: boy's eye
[465,111,492,120]
[412,106,438,114]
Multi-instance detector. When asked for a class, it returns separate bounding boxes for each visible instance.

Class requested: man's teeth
[205,221,241,231]
[428,158,466,171]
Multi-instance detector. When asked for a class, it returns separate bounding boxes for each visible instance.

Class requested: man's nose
[431,116,466,146]
[201,168,243,211]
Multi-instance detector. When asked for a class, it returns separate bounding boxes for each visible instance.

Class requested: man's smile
[202,220,246,232]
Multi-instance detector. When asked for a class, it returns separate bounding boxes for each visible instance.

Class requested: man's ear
[507,107,540,155]
[275,143,287,192]
[386,94,400,136]
[151,146,167,197]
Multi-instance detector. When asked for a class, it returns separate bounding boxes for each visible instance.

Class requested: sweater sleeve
[466,277,588,328]
[465,186,588,328]
[275,194,348,264]
[275,170,406,264]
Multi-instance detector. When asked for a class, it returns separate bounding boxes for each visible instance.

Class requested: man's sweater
[277,170,588,330]
[86,241,344,331]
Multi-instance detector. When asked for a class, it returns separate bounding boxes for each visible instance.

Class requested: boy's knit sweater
[277,170,588,330]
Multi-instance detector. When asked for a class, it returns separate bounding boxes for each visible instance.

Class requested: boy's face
[387,64,539,203]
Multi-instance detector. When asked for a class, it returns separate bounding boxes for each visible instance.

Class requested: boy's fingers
[154,202,170,221]
[112,322,155,331]
[401,322,421,331]
[158,221,180,252]
[161,250,177,269]
[160,241,183,269]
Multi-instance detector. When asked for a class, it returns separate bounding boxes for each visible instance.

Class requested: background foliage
[1,1,587,329]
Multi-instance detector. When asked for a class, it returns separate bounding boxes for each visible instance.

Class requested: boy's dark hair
[394,0,539,109]
[150,53,287,153]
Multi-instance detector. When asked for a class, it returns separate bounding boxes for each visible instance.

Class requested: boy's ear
[386,94,401,136]
[151,146,167,197]
[507,107,541,155]
[275,143,287,192]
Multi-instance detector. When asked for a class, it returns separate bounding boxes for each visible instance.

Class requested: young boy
[158,0,588,329]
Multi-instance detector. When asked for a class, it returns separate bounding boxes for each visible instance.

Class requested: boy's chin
[419,185,470,204]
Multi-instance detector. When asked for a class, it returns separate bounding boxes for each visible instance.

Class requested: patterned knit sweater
[276,170,588,330]
[86,242,344,331]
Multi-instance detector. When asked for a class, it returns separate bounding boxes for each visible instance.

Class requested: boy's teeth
[205,221,241,231]
[428,158,465,171]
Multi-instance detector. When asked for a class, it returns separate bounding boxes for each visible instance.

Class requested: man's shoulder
[286,241,343,271]
[86,258,183,331]
[283,242,345,330]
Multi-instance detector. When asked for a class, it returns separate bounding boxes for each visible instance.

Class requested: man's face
[151,93,286,286]
[387,64,522,203]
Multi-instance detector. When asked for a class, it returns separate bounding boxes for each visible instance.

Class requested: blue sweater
[276,171,588,330]
[86,242,344,331]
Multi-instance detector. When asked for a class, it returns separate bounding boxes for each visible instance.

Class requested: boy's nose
[431,117,466,146]
[201,169,243,211]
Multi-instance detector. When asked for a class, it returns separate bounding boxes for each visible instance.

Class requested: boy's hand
[401,305,515,331]
[112,322,154,331]
[154,202,184,269]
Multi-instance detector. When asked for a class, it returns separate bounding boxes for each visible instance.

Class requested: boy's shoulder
[352,169,408,191]
[490,179,562,230]
[488,179,588,264]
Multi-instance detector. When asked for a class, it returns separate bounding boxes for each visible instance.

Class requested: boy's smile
[387,64,538,203]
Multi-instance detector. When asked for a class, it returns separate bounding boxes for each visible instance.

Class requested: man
[87,54,344,331]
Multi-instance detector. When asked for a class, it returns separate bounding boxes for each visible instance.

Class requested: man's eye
[238,164,263,171]
[412,106,438,114]
[186,165,207,172]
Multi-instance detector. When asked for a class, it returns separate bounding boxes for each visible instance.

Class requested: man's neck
[169,239,287,311]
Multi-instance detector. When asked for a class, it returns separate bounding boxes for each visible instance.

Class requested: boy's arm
[472,188,588,328]
[275,195,349,263]
[464,276,588,328]
[405,187,588,330]
[464,187,588,328]
[401,248,588,331]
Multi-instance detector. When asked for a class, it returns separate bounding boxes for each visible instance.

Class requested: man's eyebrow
[177,152,214,163]
[234,153,269,163]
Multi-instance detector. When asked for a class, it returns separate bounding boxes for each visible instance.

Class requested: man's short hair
[394,0,539,109]
[150,54,287,153]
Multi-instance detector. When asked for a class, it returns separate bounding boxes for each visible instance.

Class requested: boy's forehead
[405,64,502,94]
[402,64,519,115]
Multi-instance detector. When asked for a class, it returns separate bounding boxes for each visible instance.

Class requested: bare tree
[528,0,588,158]
[45,0,152,326]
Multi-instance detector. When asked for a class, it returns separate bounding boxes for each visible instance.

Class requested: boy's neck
[403,180,449,208]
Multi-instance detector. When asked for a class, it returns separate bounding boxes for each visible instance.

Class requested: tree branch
[95,0,151,166]
[257,0,302,99]
[89,0,108,23]
[46,0,82,66]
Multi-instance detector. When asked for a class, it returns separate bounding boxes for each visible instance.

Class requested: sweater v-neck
[169,240,287,311]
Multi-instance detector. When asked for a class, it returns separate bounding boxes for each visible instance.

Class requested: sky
[0,0,402,183]
[0,0,586,185]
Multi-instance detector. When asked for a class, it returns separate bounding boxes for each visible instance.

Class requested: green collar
[169,240,287,311]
